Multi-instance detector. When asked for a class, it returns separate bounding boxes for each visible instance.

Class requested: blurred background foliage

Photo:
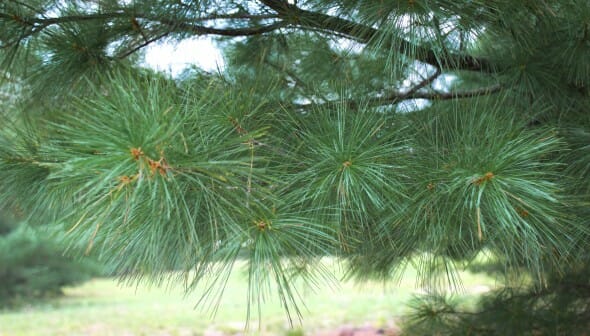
[0,211,101,306]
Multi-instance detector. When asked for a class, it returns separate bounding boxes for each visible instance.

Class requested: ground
[0,260,496,335]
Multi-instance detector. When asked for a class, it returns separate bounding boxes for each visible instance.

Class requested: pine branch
[3,3,491,71]
[0,12,124,48]
[258,0,493,72]
[156,19,286,36]
[0,11,286,48]
[291,82,503,109]
[402,67,443,98]
[191,13,280,21]
[388,83,503,101]
[116,31,171,59]
[1,12,279,27]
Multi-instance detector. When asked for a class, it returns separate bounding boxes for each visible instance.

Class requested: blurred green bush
[0,215,100,305]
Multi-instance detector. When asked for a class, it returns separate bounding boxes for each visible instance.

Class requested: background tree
[0,212,99,305]
[1,0,589,331]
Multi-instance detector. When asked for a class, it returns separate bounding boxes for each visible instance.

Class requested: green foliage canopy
[1,0,589,322]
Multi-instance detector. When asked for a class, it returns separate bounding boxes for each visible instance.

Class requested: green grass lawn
[0,260,498,336]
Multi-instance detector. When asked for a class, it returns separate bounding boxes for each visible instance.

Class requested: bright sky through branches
[144,37,224,75]
[142,35,447,113]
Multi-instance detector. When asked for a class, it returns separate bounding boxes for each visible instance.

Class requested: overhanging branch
[405,84,503,100]
[258,0,493,72]
[2,2,492,71]
[157,19,286,36]
[291,84,503,110]
[402,68,442,99]
[116,32,171,59]
[0,11,286,39]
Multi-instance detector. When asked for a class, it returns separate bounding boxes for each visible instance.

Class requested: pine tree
[1,0,589,331]
[0,213,99,305]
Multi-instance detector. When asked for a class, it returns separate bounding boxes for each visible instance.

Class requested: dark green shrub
[0,220,99,305]
[403,261,590,335]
